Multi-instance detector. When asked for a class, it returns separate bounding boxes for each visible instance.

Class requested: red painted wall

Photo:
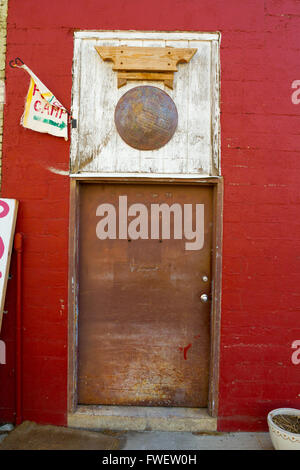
[0,0,300,431]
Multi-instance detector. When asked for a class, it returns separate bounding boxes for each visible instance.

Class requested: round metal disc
[114,86,178,151]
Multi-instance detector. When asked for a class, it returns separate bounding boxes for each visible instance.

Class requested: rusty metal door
[78,183,213,407]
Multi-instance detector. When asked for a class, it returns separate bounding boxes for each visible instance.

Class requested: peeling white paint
[47,166,69,176]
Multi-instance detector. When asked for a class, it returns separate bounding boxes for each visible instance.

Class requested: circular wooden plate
[114,86,178,151]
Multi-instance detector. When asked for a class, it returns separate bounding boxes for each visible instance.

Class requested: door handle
[200,293,208,303]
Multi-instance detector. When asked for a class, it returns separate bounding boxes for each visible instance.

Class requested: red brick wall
[0,0,300,430]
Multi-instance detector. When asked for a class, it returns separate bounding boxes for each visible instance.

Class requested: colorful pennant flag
[18,64,68,140]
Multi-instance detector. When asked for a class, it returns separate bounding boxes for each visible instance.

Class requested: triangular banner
[18,64,68,140]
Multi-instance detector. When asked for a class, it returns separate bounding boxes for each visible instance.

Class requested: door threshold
[68,405,217,432]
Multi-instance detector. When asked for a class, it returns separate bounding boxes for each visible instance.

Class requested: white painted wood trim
[70,172,220,179]
[74,30,220,41]
[211,38,221,173]
[70,37,81,173]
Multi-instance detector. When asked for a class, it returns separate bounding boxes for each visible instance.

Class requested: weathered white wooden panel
[71,31,220,176]
[187,40,212,174]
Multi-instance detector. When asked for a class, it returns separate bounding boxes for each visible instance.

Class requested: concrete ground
[122,431,273,450]
[0,423,274,450]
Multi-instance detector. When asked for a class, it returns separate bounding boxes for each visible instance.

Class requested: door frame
[68,175,223,417]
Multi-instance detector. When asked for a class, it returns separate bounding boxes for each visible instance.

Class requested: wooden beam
[95,46,197,88]
[117,71,175,89]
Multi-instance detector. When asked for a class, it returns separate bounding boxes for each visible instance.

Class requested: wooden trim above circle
[95,45,197,88]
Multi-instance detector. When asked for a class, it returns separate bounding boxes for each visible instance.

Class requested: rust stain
[77,153,94,172]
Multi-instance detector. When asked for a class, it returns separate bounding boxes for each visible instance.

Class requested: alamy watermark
[291,340,300,365]
[291,80,300,104]
[95,195,204,251]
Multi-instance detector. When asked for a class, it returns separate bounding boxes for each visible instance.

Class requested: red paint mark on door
[179,343,192,360]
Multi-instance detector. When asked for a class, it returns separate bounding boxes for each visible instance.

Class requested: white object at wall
[268,408,300,450]
[0,199,18,332]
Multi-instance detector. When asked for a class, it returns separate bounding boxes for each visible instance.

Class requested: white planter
[268,408,300,450]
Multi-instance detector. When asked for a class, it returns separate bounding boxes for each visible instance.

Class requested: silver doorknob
[200,293,208,303]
